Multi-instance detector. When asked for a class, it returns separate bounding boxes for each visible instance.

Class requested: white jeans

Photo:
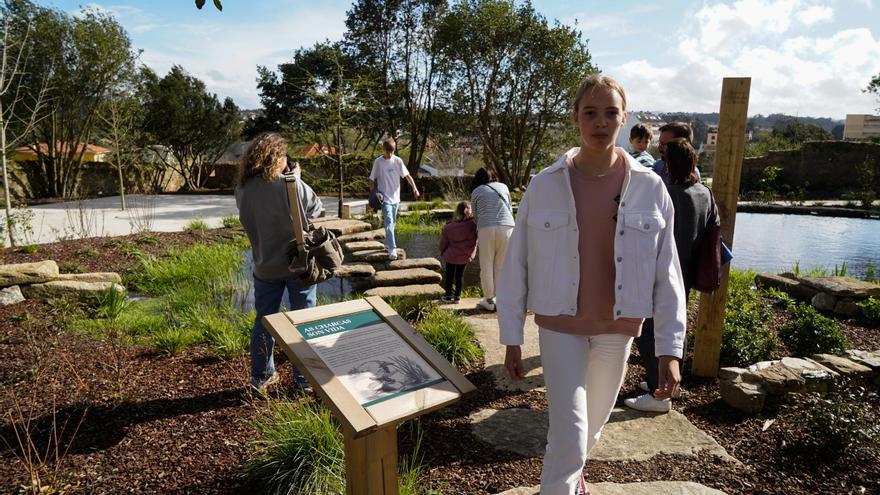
[478,225,513,300]
[539,328,633,495]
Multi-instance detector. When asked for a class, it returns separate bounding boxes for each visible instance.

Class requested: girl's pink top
[439,219,478,264]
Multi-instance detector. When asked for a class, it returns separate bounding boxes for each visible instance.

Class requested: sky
[48,0,880,120]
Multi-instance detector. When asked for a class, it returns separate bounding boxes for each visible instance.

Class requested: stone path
[440,304,737,495]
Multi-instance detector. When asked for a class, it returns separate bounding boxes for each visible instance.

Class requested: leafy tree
[9,1,139,197]
[866,72,880,111]
[344,0,447,176]
[194,0,222,10]
[141,66,241,191]
[435,0,593,187]
[771,118,833,144]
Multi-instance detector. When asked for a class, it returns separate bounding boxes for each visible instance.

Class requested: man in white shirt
[369,137,420,259]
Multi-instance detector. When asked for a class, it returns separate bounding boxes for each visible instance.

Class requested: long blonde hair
[239,132,287,186]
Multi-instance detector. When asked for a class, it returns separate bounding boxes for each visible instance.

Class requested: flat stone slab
[470,407,736,463]
[21,280,125,302]
[0,260,59,287]
[334,264,376,278]
[341,240,386,253]
[336,228,385,243]
[364,284,444,298]
[799,276,880,298]
[463,313,543,392]
[372,268,442,287]
[350,249,407,262]
[387,257,442,271]
[496,481,728,495]
[311,219,372,236]
[54,272,122,284]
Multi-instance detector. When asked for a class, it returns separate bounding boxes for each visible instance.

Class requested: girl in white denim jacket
[496,75,687,495]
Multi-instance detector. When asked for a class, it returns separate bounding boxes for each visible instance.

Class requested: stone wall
[741,141,880,196]
[8,161,186,200]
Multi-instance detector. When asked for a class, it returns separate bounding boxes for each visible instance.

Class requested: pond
[239,212,879,310]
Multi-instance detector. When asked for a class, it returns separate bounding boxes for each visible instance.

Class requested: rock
[745,362,805,395]
[334,264,376,278]
[718,367,748,382]
[387,257,442,271]
[350,249,407,262]
[363,284,445,298]
[833,298,862,317]
[469,408,546,458]
[843,349,880,371]
[371,268,442,287]
[720,380,766,413]
[775,273,820,300]
[800,276,880,299]
[465,313,544,392]
[0,285,25,306]
[54,272,123,284]
[811,292,838,312]
[0,261,60,287]
[341,240,386,253]
[810,354,872,378]
[754,272,801,293]
[336,228,385,243]
[21,280,124,303]
[779,356,838,393]
[312,219,372,236]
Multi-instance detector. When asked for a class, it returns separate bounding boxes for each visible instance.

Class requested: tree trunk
[0,102,14,246]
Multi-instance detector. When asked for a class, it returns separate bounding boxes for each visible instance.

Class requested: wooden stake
[344,425,398,495]
[692,77,751,378]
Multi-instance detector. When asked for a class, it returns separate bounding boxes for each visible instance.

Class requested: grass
[184,218,210,231]
[221,215,241,228]
[244,398,439,495]
[18,244,38,254]
[395,211,444,238]
[415,306,483,369]
[720,269,778,367]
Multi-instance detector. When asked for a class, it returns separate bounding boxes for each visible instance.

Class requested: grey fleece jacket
[235,174,324,279]
[666,182,717,288]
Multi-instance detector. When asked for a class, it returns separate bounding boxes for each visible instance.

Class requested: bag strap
[285,177,306,248]
[486,183,512,212]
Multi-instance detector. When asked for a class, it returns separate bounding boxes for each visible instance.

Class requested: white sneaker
[639,381,683,398]
[477,299,496,312]
[624,393,671,413]
[387,250,398,260]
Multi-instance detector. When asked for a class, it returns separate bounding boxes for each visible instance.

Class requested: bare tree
[0,14,51,245]
[97,74,144,210]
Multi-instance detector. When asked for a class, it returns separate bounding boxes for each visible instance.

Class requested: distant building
[292,143,338,158]
[617,112,665,149]
[700,126,718,154]
[843,114,880,140]
[14,143,110,163]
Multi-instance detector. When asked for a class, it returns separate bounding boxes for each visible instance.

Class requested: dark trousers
[444,262,466,298]
[635,287,691,394]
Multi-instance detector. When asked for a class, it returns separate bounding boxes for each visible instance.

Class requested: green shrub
[76,247,99,258]
[152,327,198,355]
[244,399,346,495]
[185,218,210,231]
[387,296,436,324]
[720,269,779,367]
[18,244,38,254]
[97,284,129,320]
[134,233,161,246]
[764,287,796,310]
[780,304,849,356]
[416,307,483,369]
[783,380,880,456]
[859,297,880,324]
[221,215,241,228]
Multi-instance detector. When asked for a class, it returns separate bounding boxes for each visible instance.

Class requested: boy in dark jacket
[439,201,478,303]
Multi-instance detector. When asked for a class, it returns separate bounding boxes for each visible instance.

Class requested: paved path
[0,194,372,247]
[497,481,728,495]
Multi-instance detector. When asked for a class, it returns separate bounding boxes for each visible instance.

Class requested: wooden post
[344,425,398,495]
[692,77,751,377]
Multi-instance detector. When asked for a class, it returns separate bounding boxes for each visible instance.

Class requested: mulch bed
[2,230,879,494]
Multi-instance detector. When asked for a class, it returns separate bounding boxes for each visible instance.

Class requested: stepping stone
[364,284,445,298]
[469,407,736,463]
[496,482,728,495]
[21,280,125,303]
[334,264,376,278]
[800,276,880,298]
[0,260,59,287]
[463,313,543,392]
[312,219,372,236]
[337,228,385,243]
[350,249,407,262]
[54,272,123,284]
[372,268,442,287]
[341,240,386,253]
[387,257,442,271]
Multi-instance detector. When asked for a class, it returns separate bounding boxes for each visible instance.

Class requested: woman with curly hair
[235,132,324,392]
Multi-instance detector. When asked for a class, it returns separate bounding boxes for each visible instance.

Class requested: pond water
[239,212,879,310]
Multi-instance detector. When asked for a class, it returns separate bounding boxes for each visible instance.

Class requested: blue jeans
[251,274,316,385]
[381,202,400,253]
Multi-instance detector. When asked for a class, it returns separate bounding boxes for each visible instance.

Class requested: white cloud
[612,0,877,118]
[796,5,833,24]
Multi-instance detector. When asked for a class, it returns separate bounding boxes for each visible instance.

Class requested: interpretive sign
[261,296,475,495]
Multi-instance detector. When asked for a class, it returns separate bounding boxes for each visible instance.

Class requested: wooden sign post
[262,296,476,495]
[692,77,751,378]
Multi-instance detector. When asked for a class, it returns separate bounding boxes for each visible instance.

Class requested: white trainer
[639,381,683,398]
[477,299,496,312]
[624,393,671,413]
